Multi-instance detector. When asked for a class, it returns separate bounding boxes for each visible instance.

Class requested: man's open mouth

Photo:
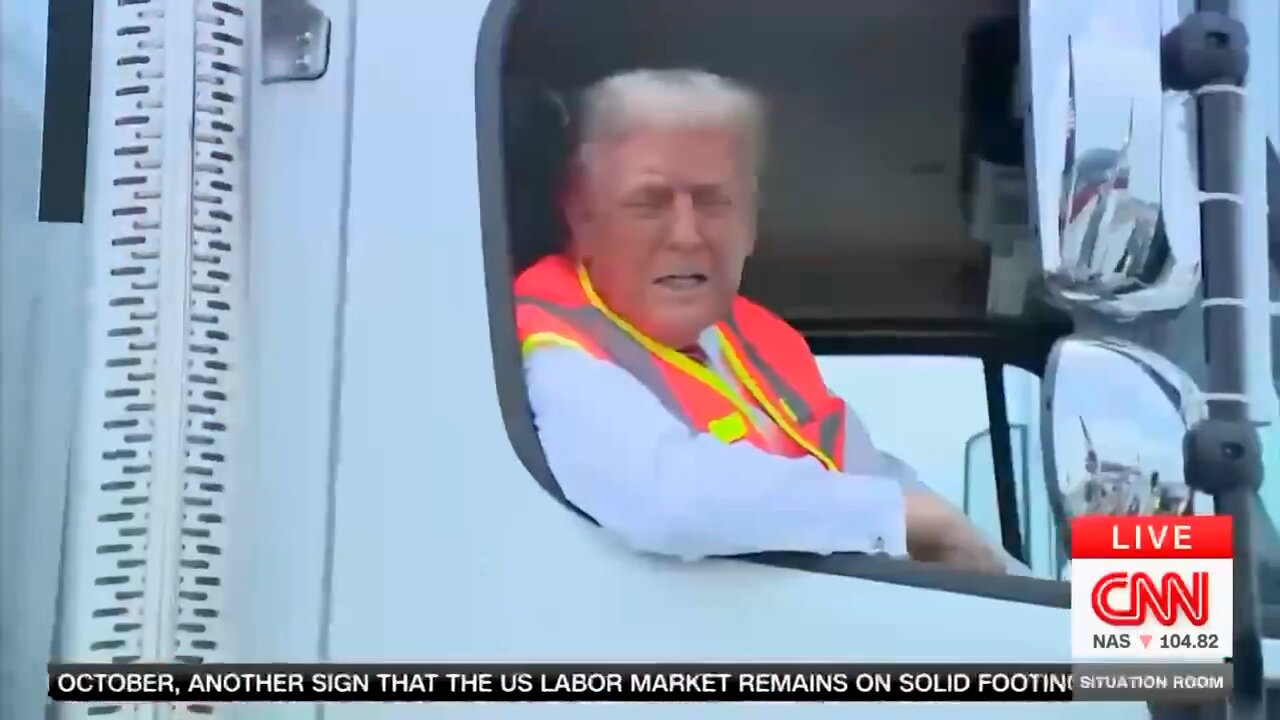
[655,273,708,290]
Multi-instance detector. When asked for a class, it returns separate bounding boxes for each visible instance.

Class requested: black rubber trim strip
[477,0,591,523]
[39,0,95,223]
[799,317,1070,376]
[733,551,1068,607]
[985,360,1025,562]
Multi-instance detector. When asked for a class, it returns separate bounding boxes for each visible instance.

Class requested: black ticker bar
[48,661,1233,704]
[51,662,1072,703]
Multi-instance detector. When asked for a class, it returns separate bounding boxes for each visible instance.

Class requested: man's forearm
[527,347,911,559]
[902,488,963,561]
[902,487,1006,574]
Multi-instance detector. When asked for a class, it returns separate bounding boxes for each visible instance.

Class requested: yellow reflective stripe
[715,326,839,472]
[521,331,587,357]
[779,398,798,422]
[708,413,748,443]
[576,264,765,435]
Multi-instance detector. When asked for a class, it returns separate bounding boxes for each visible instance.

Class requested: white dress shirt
[525,326,1033,575]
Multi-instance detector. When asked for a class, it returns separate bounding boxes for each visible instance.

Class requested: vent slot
[59,2,247,718]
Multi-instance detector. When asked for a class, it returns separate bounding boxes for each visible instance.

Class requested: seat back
[503,78,575,273]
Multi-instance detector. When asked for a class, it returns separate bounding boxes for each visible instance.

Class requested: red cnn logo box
[1070,516,1233,661]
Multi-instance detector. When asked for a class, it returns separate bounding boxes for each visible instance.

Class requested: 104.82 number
[1159,634,1219,649]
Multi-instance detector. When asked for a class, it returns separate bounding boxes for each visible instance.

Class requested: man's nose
[667,192,702,248]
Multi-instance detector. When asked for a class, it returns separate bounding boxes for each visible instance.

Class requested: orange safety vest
[515,254,846,471]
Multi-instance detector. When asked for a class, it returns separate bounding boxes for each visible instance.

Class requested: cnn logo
[1090,570,1209,626]
[1070,516,1232,660]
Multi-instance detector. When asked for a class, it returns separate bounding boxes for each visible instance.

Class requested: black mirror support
[1163,6,1264,718]
[1185,421,1264,711]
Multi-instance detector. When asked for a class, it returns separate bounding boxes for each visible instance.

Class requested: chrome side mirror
[1041,337,1209,545]
[1027,0,1201,319]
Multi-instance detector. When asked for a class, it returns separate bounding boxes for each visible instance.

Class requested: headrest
[504,79,575,273]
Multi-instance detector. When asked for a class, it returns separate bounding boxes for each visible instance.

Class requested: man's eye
[695,193,732,209]
[624,191,671,210]
[691,187,732,205]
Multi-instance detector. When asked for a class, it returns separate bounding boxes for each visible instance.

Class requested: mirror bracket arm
[1184,418,1263,497]
[1163,4,1262,716]
[1185,418,1267,711]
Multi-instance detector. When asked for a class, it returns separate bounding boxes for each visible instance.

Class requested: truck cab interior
[482,0,1073,590]
[500,0,1034,324]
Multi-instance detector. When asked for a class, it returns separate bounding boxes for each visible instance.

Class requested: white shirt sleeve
[524,346,909,560]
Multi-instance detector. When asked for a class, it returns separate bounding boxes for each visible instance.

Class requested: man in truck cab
[515,68,1012,574]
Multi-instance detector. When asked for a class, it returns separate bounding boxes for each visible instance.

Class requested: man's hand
[935,535,1007,575]
[903,488,1007,575]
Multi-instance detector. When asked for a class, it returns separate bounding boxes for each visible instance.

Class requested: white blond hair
[573,69,767,183]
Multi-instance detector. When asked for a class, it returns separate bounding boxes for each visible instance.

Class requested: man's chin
[636,313,718,350]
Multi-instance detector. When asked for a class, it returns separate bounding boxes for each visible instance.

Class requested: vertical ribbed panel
[59,0,173,702]
[57,0,246,718]
[168,2,247,715]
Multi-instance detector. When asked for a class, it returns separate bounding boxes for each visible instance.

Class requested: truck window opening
[480,0,1077,604]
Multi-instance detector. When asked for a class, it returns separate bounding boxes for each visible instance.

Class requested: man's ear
[741,175,760,257]
[560,172,597,263]
[560,169,590,231]
[743,209,758,257]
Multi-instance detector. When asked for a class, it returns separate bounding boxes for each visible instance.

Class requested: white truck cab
[4,0,1280,718]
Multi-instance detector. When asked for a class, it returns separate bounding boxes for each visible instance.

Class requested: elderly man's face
[567,126,757,349]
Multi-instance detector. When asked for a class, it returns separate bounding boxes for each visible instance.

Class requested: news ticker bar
[48,662,1232,703]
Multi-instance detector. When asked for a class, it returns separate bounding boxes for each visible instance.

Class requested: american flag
[1059,37,1078,234]
[1064,37,1076,161]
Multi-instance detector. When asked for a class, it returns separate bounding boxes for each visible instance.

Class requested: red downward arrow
[1140,635,1152,648]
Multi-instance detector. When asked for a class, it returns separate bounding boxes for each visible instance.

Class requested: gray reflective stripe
[720,315,813,423]
[817,410,844,468]
[516,296,692,425]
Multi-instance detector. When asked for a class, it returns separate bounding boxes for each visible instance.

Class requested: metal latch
[262,0,332,83]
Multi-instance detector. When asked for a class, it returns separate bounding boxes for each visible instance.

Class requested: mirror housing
[1041,336,1209,550]
[1026,0,1202,321]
